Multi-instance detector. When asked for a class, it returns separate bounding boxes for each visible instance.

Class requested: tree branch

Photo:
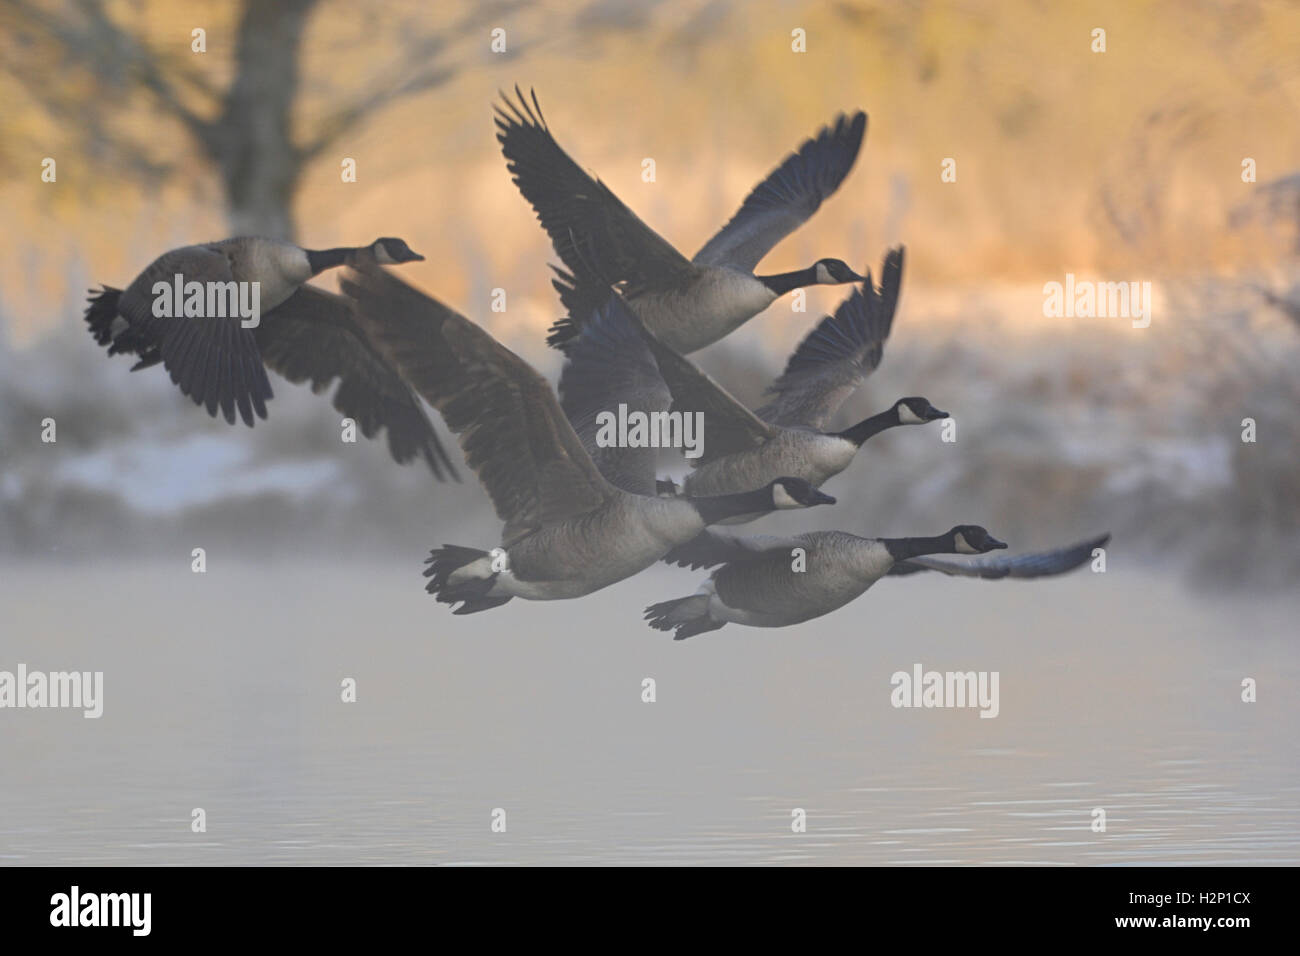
[2,0,215,145]
[297,0,531,160]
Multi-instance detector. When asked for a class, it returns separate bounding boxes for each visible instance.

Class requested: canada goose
[337,262,837,614]
[495,88,868,353]
[645,526,1010,639]
[559,248,942,515]
[84,237,456,477]
[650,530,1107,642]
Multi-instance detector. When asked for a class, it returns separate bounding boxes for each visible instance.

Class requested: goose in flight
[337,263,836,614]
[84,237,457,478]
[646,526,1008,638]
[648,530,1109,640]
[496,88,868,353]
[559,248,945,516]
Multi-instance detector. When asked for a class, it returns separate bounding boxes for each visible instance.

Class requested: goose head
[895,396,949,425]
[949,525,1007,554]
[370,237,425,264]
[770,477,837,510]
[812,258,865,285]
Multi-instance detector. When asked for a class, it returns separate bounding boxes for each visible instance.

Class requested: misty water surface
[1,562,1295,865]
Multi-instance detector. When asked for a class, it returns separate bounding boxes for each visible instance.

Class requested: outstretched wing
[559,289,672,496]
[115,244,273,427]
[340,263,616,544]
[628,311,778,466]
[693,111,867,272]
[888,534,1111,579]
[494,87,696,347]
[255,285,458,480]
[757,247,903,431]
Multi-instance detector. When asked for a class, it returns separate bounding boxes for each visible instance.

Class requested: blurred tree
[0,0,527,238]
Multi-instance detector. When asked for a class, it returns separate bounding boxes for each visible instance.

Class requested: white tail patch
[448,556,495,585]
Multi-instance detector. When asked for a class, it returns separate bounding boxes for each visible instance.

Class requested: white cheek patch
[814,262,832,284]
[287,246,313,282]
[374,245,395,264]
[954,532,979,554]
[898,403,925,424]
[772,484,802,509]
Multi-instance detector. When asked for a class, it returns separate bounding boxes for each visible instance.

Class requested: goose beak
[408,251,426,262]
[988,537,1008,550]
[810,490,837,507]
[926,407,950,421]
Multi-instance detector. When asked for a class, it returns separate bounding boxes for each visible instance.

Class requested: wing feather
[627,310,777,466]
[758,247,903,431]
[888,534,1111,579]
[255,286,459,480]
[340,263,615,541]
[116,244,273,426]
[558,288,672,495]
[693,111,867,272]
[494,87,696,347]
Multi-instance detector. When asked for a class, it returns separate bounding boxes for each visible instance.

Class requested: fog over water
[2,562,1295,865]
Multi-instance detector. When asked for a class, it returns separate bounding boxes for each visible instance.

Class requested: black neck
[834,407,900,446]
[689,486,773,525]
[881,534,954,562]
[306,247,354,275]
[757,266,817,296]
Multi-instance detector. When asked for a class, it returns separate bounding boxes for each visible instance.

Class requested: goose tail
[85,285,161,368]
[423,544,512,613]
[644,594,723,641]
[85,286,150,360]
[85,287,122,347]
[545,316,580,351]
